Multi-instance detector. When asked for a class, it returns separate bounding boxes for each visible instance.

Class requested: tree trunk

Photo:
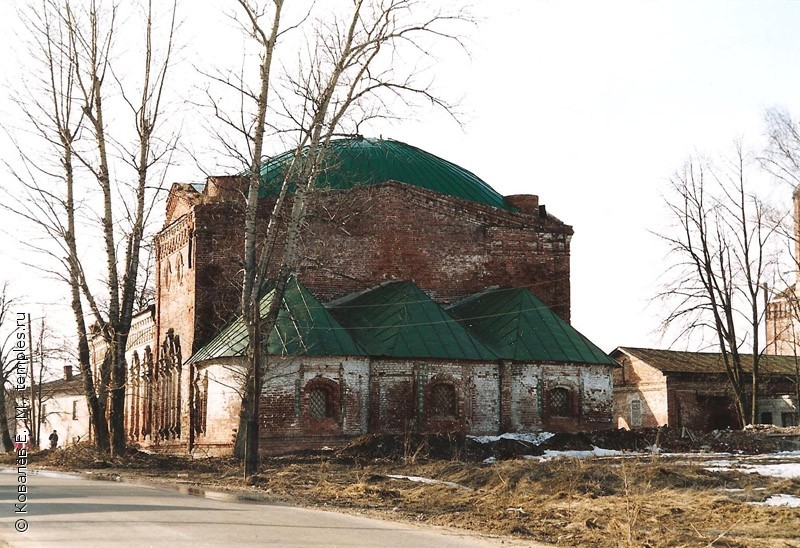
[0,386,14,452]
[232,367,252,459]
[109,332,128,456]
[242,314,261,475]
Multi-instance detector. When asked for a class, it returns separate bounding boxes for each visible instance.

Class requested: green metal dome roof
[259,137,512,210]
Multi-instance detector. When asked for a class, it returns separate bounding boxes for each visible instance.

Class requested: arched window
[429,383,457,418]
[549,387,571,417]
[163,259,171,290]
[175,253,184,283]
[308,388,333,419]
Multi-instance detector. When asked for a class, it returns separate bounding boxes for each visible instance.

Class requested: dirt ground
[6,427,800,547]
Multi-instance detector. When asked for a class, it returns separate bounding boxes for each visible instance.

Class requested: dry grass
[6,444,800,547]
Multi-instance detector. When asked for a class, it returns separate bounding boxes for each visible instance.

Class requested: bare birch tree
[0,284,19,452]
[5,0,177,455]
[212,0,470,474]
[658,146,782,427]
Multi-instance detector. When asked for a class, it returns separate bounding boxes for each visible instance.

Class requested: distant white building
[37,365,89,448]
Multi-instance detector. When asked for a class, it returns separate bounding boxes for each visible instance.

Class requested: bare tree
[658,146,783,427]
[0,284,19,452]
[211,0,470,474]
[762,107,800,422]
[763,107,800,189]
[5,0,177,455]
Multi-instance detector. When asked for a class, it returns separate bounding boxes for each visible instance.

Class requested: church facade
[117,137,616,454]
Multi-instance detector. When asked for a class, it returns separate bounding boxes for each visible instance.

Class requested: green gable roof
[259,138,513,211]
[447,288,616,366]
[329,281,498,361]
[187,277,365,364]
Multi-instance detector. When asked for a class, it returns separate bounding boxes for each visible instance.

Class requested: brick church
[117,137,616,454]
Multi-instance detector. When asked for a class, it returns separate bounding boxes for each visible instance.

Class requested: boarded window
[760,412,773,425]
[308,389,331,419]
[192,371,209,435]
[630,399,642,427]
[549,387,570,417]
[430,384,456,418]
[175,253,184,283]
[782,412,796,427]
[163,260,171,290]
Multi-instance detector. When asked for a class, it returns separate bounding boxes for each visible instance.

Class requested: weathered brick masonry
[612,348,798,431]
[156,180,572,358]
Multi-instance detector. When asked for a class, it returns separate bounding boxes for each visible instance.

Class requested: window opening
[430,383,456,418]
[630,399,642,427]
[308,389,331,419]
[550,387,570,417]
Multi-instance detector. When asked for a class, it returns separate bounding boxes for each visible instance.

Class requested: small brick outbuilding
[611,347,798,431]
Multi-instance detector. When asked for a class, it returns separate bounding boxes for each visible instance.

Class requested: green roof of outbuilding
[259,138,512,211]
[446,288,616,366]
[186,277,365,364]
[329,281,499,361]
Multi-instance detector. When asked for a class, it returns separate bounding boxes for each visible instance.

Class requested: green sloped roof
[259,138,512,211]
[446,288,616,366]
[186,277,365,364]
[329,282,498,361]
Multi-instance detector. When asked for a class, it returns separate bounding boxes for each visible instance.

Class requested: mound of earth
[335,425,800,462]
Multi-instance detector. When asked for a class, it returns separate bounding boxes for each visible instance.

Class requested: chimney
[63,365,73,381]
[206,175,248,200]
[504,194,539,215]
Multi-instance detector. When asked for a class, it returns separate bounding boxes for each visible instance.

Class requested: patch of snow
[523,446,625,461]
[748,451,800,460]
[701,460,734,468]
[483,456,497,464]
[468,432,555,445]
[659,452,733,459]
[592,447,626,457]
[751,494,800,508]
[704,462,800,479]
[386,475,470,490]
[741,463,800,479]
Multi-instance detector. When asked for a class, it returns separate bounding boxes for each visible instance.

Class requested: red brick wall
[612,354,670,429]
[296,184,572,320]
[191,356,614,455]
[666,376,739,430]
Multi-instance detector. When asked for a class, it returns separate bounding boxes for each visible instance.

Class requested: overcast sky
[1,0,799,354]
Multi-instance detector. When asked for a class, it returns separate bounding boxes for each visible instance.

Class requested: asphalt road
[0,470,527,547]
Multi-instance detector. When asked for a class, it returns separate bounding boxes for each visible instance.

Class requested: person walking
[48,430,58,450]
